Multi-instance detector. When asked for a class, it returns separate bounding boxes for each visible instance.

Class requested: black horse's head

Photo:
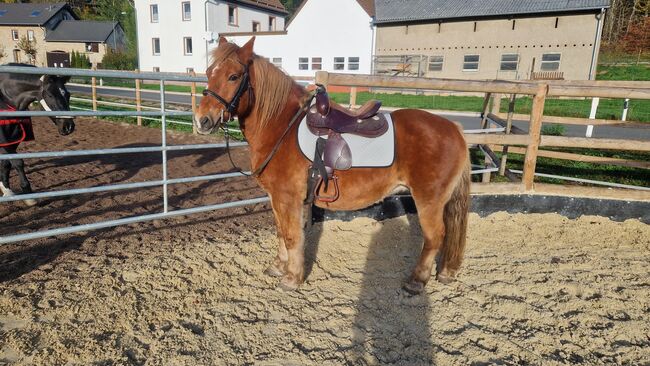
[40,74,75,136]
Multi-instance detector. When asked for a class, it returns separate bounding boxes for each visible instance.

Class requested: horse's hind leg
[0,160,14,197]
[403,191,447,295]
[10,158,37,206]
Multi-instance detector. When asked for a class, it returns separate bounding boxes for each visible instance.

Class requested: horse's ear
[218,36,228,46]
[237,36,255,65]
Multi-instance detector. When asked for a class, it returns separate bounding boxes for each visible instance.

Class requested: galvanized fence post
[160,79,169,213]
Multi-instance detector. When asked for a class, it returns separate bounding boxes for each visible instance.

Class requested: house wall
[226,0,374,78]
[0,26,47,65]
[375,13,603,80]
[135,0,286,73]
[44,41,109,66]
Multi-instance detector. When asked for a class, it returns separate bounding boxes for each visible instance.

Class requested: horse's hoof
[278,276,301,291]
[437,273,456,284]
[264,264,284,277]
[402,280,425,295]
[24,198,38,207]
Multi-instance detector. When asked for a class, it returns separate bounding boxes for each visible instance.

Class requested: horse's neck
[243,86,307,166]
[0,78,41,110]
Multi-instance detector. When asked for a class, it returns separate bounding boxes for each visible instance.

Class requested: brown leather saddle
[305,85,388,203]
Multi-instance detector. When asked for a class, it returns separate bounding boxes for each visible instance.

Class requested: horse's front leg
[270,195,305,290]
[10,158,37,206]
[0,159,14,197]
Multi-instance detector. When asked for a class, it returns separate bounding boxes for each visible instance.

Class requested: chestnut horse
[195,37,470,294]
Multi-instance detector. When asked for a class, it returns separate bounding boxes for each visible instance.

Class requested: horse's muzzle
[195,115,218,135]
[57,119,75,136]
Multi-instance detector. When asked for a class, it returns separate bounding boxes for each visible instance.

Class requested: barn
[373,0,610,80]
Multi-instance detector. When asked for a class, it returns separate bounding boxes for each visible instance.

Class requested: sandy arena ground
[1,119,649,365]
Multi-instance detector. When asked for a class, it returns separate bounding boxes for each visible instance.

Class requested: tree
[0,46,6,63]
[17,36,37,65]
[621,17,650,63]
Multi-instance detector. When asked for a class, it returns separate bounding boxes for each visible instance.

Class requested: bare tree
[17,36,38,65]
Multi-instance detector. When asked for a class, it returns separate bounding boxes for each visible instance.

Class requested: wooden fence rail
[314,71,650,196]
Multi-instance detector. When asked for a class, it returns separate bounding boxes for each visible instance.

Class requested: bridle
[201,62,251,122]
[200,60,317,178]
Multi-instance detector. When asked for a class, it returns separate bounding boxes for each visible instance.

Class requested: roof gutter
[588,8,606,80]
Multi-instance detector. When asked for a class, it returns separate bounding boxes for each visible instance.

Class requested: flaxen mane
[210,44,296,126]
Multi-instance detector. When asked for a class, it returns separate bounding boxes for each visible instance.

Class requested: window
[11,30,18,41]
[13,49,20,63]
[311,57,322,70]
[252,21,260,32]
[268,17,276,31]
[85,42,99,52]
[463,54,479,71]
[182,2,191,21]
[333,57,345,70]
[298,57,308,70]
[228,6,237,25]
[500,54,519,71]
[183,37,193,55]
[428,56,443,71]
[511,20,516,30]
[153,67,160,72]
[473,22,477,32]
[150,4,158,23]
[541,53,561,71]
[555,17,559,28]
[27,30,34,41]
[272,57,282,68]
[348,57,359,70]
[152,38,160,55]
[187,67,194,73]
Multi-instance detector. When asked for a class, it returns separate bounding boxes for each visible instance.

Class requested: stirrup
[314,175,339,203]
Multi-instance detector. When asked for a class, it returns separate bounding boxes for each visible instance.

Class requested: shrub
[100,49,136,70]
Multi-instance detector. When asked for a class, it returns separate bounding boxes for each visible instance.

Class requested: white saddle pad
[297,113,396,168]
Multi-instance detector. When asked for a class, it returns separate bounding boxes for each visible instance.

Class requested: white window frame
[27,30,34,41]
[268,16,276,31]
[11,30,19,41]
[252,21,261,32]
[272,57,282,68]
[463,54,480,71]
[183,37,193,56]
[228,6,238,26]
[348,57,359,71]
[428,55,444,72]
[500,54,519,71]
[333,57,345,70]
[540,53,561,71]
[311,57,322,71]
[182,2,191,21]
[150,4,159,23]
[298,57,308,70]
[152,38,160,55]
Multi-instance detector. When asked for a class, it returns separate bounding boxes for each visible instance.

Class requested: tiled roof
[45,20,119,43]
[0,2,76,26]
[375,0,610,24]
[356,0,376,16]
[238,0,288,14]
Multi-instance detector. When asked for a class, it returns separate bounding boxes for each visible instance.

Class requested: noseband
[202,63,251,121]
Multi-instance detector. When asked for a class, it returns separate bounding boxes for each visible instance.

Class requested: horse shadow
[303,210,436,365]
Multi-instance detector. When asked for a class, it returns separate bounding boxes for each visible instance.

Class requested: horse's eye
[228,74,240,81]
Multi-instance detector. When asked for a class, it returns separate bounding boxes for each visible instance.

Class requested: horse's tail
[438,154,471,281]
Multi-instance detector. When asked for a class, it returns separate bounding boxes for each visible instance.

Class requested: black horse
[0,63,75,205]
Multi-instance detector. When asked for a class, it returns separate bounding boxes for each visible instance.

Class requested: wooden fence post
[314,71,329,89]
[499,93,517,176]
[480,92,492,129]
[91,66,97,112]
[135,69,142,126]
[522,84,549,191]
[191,70,197,134]
[350,86,357,108]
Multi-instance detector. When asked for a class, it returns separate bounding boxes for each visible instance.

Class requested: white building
[223,0,375,78]
[134,0,287,73]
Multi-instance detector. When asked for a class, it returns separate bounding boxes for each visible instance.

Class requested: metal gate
[0,65,269,245]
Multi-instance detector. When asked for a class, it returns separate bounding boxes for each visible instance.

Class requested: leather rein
[201,63,316,178]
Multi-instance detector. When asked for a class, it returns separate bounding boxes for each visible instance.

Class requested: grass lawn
[596,65,650,81]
